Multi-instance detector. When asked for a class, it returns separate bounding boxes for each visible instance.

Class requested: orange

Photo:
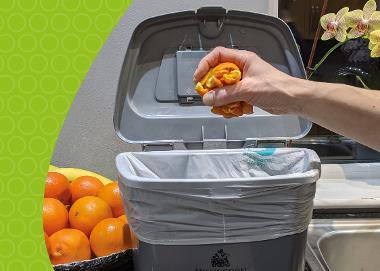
[44,172,71,205]
[43,198,69,236]
[70,176,104,203]
[49,228,91,265]
[118,215,138,248]
[117,215,128,224]
[90,218,131,257]
[44,231,50,254]
[97,182,125,217]
[69,196,113,237]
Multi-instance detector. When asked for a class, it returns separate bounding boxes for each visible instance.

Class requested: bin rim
[116,148,320,190]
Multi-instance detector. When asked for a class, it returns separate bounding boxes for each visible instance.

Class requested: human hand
[193,47,303,115]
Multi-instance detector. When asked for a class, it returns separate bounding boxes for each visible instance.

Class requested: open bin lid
[114,7,311,146]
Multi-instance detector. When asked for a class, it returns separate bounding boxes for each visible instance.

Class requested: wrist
[287,77,317,116]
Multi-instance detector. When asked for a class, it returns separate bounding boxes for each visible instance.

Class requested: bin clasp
[197,7,226,39]
[142,144,174,152]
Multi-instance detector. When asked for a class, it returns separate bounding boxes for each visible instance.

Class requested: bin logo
[194,249,247,271]
[243,147,275,168]
[211,249,230,268]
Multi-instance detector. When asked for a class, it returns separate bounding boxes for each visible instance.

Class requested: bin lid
[114,7,311,145]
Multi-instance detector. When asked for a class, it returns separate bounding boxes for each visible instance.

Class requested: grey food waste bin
[114,7,320,271]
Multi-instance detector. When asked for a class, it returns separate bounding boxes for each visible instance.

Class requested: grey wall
[52,0,276,179]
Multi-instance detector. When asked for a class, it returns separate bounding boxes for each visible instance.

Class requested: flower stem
[355,75,370,89]
[308,41,345,79]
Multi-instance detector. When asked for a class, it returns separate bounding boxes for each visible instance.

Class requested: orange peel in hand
[194,62,253,118]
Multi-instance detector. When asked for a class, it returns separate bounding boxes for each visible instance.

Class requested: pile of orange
[43,172,137,265]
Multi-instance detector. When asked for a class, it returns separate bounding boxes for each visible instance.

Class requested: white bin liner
[116,148,320,245]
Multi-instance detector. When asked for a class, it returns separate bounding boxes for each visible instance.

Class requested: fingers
[193,47,251,82]
[202,82,247,107]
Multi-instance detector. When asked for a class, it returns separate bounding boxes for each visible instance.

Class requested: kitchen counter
[315,163,380,209]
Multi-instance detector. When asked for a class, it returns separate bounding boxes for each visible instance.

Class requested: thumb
[203,82,245,106]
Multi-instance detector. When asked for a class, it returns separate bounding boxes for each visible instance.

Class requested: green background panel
[0,1,132,269]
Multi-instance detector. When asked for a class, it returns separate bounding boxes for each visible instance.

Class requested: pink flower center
[357,19,369,33]
[327,21,337,32]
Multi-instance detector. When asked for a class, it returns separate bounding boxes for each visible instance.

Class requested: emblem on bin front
[194,248,248,271]
[211,249,230,268]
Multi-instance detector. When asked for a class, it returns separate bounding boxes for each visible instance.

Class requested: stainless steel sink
[306,219,380,271]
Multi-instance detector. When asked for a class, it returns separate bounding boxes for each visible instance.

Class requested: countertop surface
[314,163,380,209]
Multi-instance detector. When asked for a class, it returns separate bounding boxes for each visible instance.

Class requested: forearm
[293,79,380,151]
[193,47,380,151]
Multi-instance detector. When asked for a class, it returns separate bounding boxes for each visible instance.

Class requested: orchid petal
[320,13,336,30]
[321,31,335,40]
[335,28,347,42]
[369,30,380,44]
[347,28,365,39]
[369,11,380,32]
[338,21,348,31]
[370,44,380,57]
[363,0,376,20]
[345,10,364,27]
[369,41,376,50]
[336,7,349,22]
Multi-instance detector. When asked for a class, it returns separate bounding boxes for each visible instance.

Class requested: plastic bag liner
[116,148,320,245]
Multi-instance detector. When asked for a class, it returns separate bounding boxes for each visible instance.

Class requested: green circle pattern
[0,0,132,269]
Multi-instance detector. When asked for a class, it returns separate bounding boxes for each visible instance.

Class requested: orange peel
[194,62,253,118]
